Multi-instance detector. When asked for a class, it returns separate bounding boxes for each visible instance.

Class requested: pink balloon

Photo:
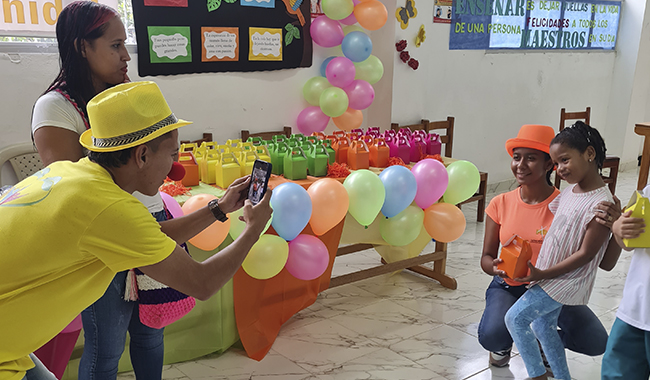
[297,106,330,135]
[340,0,360,25]
[286,235,330,280]
[311,16,344,47]
[343,79,375,110]
[160,192,183,219]
[411,159,449,209]
[326,57,356,88]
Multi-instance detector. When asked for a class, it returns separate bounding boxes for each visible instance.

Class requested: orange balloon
[354,0,388,31]
[333,107,363,131]
[423,203,466,243]
[181,194,231,251]
[307,178,349,235]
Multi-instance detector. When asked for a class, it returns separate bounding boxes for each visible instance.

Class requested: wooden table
[635,122,650,190]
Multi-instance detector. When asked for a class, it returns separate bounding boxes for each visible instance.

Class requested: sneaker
[489,350,511,367]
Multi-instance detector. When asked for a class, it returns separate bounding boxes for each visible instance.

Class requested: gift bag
[623,191,650,248]
[497,234,532,280]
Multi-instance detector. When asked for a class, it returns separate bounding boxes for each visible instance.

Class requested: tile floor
[118,169,640,380]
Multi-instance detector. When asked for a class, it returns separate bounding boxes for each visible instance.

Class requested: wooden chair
[241,126,292,142]
[557,107,620,195]
[180,133,213,145]
[391,117,487,222]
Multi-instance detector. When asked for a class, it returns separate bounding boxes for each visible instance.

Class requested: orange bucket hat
[505,124,556,157]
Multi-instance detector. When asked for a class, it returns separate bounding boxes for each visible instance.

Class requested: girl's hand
[612,210,645,240]
[514,261,546,283]
[594,196,621,229]
[491,258,508,278]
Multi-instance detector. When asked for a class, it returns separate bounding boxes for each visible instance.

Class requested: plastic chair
[557,107,619,195]
[0,142,43,185]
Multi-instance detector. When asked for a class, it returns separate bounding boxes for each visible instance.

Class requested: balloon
[242,235,289,280]
[271,182,313,241]
[160,192,183,219]
[296,106,330,135]
[343,169,385,226]
[343,25,366,35]
[326,57,356,88]
[354,55,384,84]
[320,56,337,77]
[286,235,330,280]
[303,76,331,106]
[380,205,425,246]
[411,159,449,209]
[182,194,230,250]
[333,107,363,131]
[229,208,273,239]
[308,178,349,235]
[423,203,466,243]
[319,87,349,118]
[341,31,373,62]
[322,0,354,20]
[343,79,375,110]
[311,16,344,47]
[442,160,481,205]
[354,0,388,31]
[379,165,417,218]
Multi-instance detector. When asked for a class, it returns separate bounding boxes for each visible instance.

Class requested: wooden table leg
[638,135,650,190]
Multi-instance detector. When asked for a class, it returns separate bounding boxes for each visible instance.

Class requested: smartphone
[248,160,272,205]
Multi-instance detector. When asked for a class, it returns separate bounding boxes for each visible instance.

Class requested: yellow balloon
[242,235,289,280]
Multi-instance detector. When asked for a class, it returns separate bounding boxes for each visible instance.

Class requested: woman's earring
[589,158,593,162]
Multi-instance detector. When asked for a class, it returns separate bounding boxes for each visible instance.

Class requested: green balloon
[343,25,366,36]
[229,208,273,239]
[322,0,354,20]
[319,87,349,117]
[354,55,384,85]
[303,77,331,106]
[442,160,481,205]
[343,169,385,227]
[380,205,425,246]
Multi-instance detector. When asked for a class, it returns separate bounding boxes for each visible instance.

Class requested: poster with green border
[148,26,192,63]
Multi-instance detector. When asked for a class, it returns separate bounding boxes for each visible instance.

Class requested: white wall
[390,1,622,184]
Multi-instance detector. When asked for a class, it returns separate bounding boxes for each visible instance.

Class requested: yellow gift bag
[623,191,650,248]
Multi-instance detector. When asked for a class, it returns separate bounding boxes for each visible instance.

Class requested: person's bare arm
[599,235,622,271]
[139,191,272,301]
[480,216,507,277]
[33,126,85,166]
[159,176,250,244]
[515,219,610,282]
[611,210,645,252]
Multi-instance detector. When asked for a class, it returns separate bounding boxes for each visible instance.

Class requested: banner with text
[1,0,118,37]
[449,0,621,50]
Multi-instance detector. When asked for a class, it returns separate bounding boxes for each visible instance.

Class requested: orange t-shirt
[485,187,560,286]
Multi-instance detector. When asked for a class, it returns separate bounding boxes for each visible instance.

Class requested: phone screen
[248,160,272,205]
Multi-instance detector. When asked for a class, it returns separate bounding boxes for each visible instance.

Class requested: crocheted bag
[124,266,196,329]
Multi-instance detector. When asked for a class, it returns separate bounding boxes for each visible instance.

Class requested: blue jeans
[478,276,608,355]
[505,285,571,380]
[602,318,650,380]
[22,354,57,380]
[79,210,167,380]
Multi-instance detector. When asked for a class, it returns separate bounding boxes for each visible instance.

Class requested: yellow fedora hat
[80,81,192,152]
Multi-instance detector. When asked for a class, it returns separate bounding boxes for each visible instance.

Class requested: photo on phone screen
[248,160,272,205]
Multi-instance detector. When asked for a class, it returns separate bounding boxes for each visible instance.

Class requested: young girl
[504,121,615,380]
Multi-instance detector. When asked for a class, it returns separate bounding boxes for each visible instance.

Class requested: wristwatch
[208,199,228,222]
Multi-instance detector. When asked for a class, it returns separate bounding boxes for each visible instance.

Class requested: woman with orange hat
[477,124,621,371]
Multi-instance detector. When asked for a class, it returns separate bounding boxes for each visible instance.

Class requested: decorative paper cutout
[208,0,237,12]
[249,27,282,61]
[415,24,426,47]
[284,23,300,46]
[202,27,239,62]
[396,0,417,30]
[148,26,192,63]
[281,0,305,25]
[241,0,276,8]
[144,0,188,7]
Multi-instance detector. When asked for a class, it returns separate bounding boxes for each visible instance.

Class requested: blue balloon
[379,166,417,218]
[270,182,313,241]
[341,31,373,63]
[320,56,337,77]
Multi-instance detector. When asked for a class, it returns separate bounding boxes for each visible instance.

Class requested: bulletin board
[132,0,313,76]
